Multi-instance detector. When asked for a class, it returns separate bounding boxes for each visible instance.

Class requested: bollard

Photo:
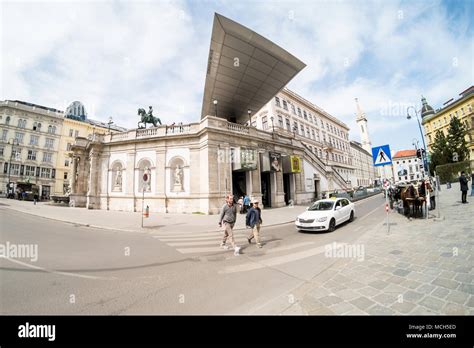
[144,205,150,218]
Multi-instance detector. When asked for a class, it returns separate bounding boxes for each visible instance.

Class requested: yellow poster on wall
[290,156,301,173]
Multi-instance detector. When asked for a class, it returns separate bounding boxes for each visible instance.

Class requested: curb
[2,193,383,234]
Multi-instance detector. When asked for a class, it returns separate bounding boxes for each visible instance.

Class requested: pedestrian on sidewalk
[470,172,474,197]
[33,193,38,205]
[237,196,244,214]
[246,200,263,248]
[459,171,469,204]
[243,194,250,213]
[218,194,240,255]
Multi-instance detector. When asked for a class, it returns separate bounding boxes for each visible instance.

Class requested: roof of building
[5,100,63,113]
[421,96,435,118]
[422,85,474,124]
[350,140,371,156]
[201,13,306,123]
[393,150,417,158]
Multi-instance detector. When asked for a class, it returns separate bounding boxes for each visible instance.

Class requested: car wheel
[349,211,354,222]
[328,218,336,232]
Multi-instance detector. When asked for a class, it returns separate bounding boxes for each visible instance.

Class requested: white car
[295,198,355,232]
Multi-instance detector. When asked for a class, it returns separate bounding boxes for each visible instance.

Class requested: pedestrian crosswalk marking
[176,247,229,254]
[168,237,248,247]
[221,245,327,274]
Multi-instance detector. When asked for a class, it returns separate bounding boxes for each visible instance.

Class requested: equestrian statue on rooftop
[138,106,162,128]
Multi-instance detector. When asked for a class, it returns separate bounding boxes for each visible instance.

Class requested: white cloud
[1,0,471,153]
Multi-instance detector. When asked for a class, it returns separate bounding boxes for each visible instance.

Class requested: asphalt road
[0,194,385,314]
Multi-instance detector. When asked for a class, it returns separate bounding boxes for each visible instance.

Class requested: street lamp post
[7,138,20,198]
[407,106,430,176]
[213,99,218,118]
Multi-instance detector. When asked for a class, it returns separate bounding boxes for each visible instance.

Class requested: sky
[1,0,473,154]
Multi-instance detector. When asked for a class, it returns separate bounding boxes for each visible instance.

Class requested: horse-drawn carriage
[388,178,435,218]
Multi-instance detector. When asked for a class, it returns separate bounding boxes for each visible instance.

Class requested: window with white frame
[282,100,288,110]
[45,138,54,149]
[40,167,51,178]
[262,116,268,130]
[278,115,283,128]
[311,129,315,139]
[297,108,302,117]
[30,135,39,146]
[14,132,24,144]
[12,148,21,161]
[285,118,290,131]
[69,129,74,137]
[27,150,36,160]
[10,163,20,175]
[5,116,11,125]
[1,129,7,141]
[42,152,52,163]
[17,119,27,128]
[275,97,281,107]
[291,104,296,114]
[66,143,72,151]
[75,130,79,137]
[0,146,4,156]
[65,159,69,167]
[303,110,307,120]
[25,165,35,176]
[300,124,304,135]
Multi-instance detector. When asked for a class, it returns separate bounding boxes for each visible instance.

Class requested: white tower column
[355,98,372,153]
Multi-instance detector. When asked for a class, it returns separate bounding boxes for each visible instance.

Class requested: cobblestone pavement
[280,182,474,315]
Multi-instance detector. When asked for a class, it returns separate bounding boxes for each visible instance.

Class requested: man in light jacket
[218,194,240,255]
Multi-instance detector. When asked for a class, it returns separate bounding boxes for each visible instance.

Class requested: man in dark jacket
[246,200,262,248]
[459,171,469,203]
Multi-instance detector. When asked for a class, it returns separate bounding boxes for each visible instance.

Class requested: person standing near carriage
[459,171,469,204]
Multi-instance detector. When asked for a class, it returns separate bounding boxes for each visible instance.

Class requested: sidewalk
[0,198,308,234]
[261,182,474,315]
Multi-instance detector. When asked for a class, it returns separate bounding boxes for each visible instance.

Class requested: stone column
[275,170,285,207]
[86,148,99,209]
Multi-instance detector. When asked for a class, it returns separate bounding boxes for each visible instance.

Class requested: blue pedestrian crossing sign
[372,145,392,166]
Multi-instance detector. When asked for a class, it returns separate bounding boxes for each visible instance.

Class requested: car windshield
[308,201,334,211]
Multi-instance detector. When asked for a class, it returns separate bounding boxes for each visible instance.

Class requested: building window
[64,172,68,180]
[11,148,21,161]
[282,100,288,110]
[10,163,20,175]
[66,143,72,151]
[309,114,313,123]
[42,152,52,163]
[285,118,290,131]
[17,119,26,128]
[306,127,310,138]
[47,125,56,134]
[30,135,39,146]
[291,104,296,114]
[75,130,79,137]
[14,132,24,144]
[278,115,283,128]
[0,146,3,156]
[262,116,268,130]
[69,129,74,137]
[461,107,465,115]
[312,129,315,139]
[303,110,307,120]
[1,129,7,141]
[297,108,302,117]
[25,165,35,176]
[27,150,36,161]
[40,167,51,178]
[5,116,11,125]
[300,124,304,135]
[65,159,69,167]
[293,121,298,133]
[45,138,54,149]
[275,97,281,107]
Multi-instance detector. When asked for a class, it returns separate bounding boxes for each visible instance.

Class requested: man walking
[246,200,263,248]
[459,171,469,204]
[218,194,240,255]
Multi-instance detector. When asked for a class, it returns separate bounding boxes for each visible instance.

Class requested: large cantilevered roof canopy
[201,13,306,123]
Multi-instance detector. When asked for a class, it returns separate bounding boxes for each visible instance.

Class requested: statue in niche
[114,169,122,190]
[173,164,184,191]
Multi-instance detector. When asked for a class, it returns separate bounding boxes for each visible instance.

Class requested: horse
[399,184,419,218]
[138,108,162,128]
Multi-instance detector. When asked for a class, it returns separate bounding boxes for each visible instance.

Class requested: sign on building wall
[240,148,257,170]
[270,152,281,172]
[290,156,301,173]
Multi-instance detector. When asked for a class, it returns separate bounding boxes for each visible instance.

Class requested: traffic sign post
[373,146,392,235]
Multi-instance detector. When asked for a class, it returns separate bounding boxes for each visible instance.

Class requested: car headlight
[317,217,327,222]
